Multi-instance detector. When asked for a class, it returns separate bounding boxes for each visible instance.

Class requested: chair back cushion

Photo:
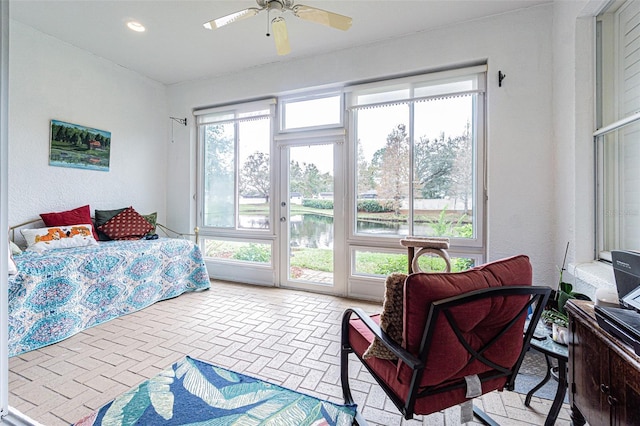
[399,254,532,385]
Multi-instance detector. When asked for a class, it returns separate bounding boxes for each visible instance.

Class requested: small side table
[524,320,568,426]
[399,236,450,273]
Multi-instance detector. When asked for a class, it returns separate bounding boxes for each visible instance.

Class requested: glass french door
[278,141,344,294]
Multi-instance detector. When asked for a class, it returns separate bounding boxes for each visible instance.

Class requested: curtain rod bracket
[498,71,506,87]
[170,117,187,126]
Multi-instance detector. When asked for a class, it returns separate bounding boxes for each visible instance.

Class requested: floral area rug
[73,356,357,426]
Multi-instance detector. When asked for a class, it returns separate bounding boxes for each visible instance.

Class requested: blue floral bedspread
[8,238,210,357]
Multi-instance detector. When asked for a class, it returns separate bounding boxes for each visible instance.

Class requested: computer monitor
[612,250,640,311]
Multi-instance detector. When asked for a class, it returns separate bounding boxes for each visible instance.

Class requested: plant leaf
[101,381,150,425]
[176,357,277,410]
[148,367,175,420]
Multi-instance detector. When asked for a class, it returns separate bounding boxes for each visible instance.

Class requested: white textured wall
[8,21,168,226]
[552,0,613,298]
[167,5,558,286]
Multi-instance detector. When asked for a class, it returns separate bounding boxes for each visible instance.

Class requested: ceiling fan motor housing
[257,0,294,11]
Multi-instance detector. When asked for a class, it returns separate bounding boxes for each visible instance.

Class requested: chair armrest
[343,307,423,370]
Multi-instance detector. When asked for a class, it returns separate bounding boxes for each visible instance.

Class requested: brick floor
[8,280,572,425]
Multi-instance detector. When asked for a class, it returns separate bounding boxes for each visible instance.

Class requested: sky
[234,94,474,176]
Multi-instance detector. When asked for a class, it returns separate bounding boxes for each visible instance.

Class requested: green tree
[301,163,321,198]
[72,132,82,147]
[203,124,235,227]
[450,122,473,214]
[357,142,376,196]
[289,160,304,195]
[240,152,270,202]
[204,124,234,195]
[414,132,457,199]
[377,124,410,215]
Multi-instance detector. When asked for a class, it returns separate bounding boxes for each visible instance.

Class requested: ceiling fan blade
[203,8,260,30]
[292,5,352,31]
[272,17,291,56]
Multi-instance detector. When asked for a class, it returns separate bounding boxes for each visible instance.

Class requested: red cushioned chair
[341,255,551,425]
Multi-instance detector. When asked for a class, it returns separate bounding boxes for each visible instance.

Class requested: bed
[8,222,210,357]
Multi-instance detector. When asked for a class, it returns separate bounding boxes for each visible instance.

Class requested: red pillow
[97,207,154,240]
[40,204,99,240]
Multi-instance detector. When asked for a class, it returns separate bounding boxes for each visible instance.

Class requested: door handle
[280,217,286,222]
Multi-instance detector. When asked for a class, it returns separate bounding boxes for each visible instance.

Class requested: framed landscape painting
[49,119,111,171]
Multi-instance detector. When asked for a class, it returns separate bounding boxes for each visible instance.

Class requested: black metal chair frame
[341,285,551,425]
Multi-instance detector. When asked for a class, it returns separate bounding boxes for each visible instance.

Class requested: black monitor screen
[612,250,640,309]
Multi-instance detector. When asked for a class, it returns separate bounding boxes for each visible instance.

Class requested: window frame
[278,91,344,133]
[595,0,640,260]
[195,98,276,237]
[344,65,487,254]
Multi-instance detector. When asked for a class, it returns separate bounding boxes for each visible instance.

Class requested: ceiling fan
[203,0,352,56]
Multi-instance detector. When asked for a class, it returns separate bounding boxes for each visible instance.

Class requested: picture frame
[49,119,111,171]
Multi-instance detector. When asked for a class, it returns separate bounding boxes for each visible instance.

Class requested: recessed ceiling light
[126,21,145,32]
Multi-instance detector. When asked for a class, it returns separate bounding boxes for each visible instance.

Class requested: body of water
[239,213,435,248]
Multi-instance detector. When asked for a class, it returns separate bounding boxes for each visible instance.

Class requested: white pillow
[21,224,98,253]
[9,240,22,255]
[8,247,17,275]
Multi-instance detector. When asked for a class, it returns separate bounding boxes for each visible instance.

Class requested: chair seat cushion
[349,315,400,390]
[349,314,509,415]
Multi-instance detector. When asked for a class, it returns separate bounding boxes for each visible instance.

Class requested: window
[280,93,342,131]
[195,67,485,296]
[196,99,274,231]
[347,66,486,252]
[596,0,640,260]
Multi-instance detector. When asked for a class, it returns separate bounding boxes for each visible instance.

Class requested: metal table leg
[544,357,568,426]
[524,354,552,407]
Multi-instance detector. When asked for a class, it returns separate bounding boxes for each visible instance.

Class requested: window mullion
[409,101,415,236]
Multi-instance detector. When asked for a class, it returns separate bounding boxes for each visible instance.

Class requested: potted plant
[541,242,591,343]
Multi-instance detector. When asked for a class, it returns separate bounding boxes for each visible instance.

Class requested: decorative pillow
[94,207,126,227]
[9,240,22,256]
[98,207,154,240]
[95,208,156,240]
[142,212,158,234]
[40,205,99,240]
[94,207,126,241]
[8,244,17,275]
[363,272,407,360]
[21,224,98,253]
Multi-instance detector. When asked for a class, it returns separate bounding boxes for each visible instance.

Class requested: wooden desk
[566,300,640,426]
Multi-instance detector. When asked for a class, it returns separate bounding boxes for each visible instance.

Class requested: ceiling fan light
[271,17,291,56]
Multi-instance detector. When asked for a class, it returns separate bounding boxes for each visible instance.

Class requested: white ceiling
[9,0,551,85]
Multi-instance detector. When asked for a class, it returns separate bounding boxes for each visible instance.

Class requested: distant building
[358,190,377,199]
[318,192,333,200]
[290,192,303,204]
[89,140,101,149]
